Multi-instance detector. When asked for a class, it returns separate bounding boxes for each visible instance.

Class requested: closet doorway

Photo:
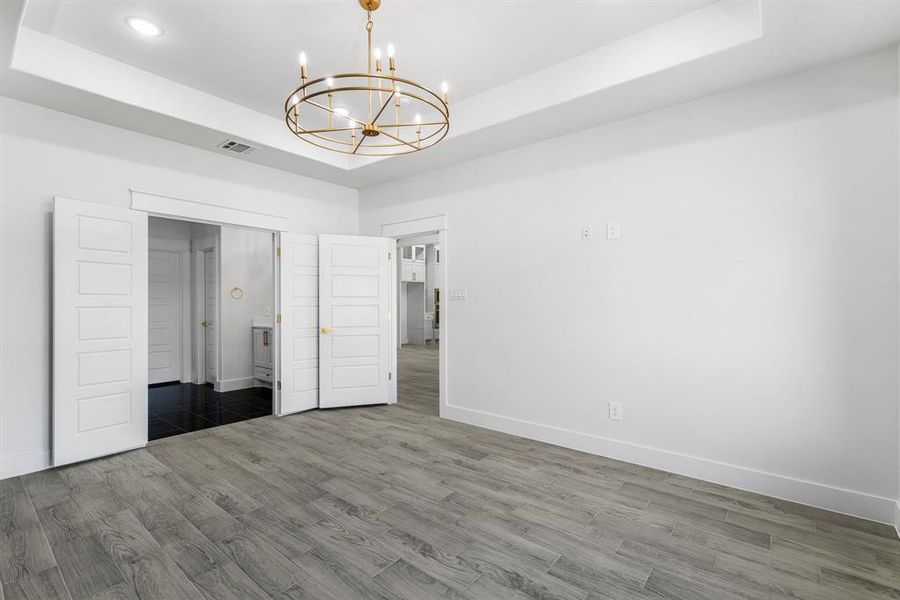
[52,192,394,466]
[146,216,275,441]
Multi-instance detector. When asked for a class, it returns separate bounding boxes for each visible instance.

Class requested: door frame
[192,235,217,386]
[148,237,191,384]
[381,215,448,414]
[131,190,286,413]
[203,247,218,387]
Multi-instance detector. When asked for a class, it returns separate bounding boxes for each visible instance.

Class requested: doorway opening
[396,237,440,415]
[147,216,275,440]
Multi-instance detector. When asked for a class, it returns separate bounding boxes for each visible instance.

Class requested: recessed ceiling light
[126,17,161,37]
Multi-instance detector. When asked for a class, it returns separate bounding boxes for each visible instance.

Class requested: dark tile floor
[148,382,272,440]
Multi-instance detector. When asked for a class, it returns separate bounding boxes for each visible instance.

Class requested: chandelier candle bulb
[373,48,383,104]
[283,0,449,156]
[388,43,396,71]
[299,51,308,80]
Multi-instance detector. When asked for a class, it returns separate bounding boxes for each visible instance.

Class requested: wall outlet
[581,225,593,241]
[607,221,620,240]
[609,401,623,421]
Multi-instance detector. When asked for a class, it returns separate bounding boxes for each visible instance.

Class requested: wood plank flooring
[1,343,898,599]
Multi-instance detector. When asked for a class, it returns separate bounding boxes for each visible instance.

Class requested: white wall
[219,226,273,389]
[0,97,358,478]
[360,49,900,523]
[149,216,193,241]
[896,44,900,536]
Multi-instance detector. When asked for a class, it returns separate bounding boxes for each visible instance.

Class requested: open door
[277,233,320,415]
[53,198,148,466]
[318,234,393,408]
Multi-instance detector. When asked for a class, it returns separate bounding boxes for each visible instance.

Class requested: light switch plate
[609,402,623,421]
[449,288,467,301]
[607,221,620,240]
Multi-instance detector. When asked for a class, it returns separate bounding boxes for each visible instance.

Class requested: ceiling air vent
[218,139,257,155]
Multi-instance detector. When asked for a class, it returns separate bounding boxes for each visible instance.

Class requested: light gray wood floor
[2,343,898,599]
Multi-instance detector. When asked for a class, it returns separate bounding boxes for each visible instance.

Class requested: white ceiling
[3,1,900,189]
[22,0,714,118]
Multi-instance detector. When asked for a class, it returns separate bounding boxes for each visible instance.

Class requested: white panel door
[278,233,319,415]
[148,249,181,384]
[319,235,392,408]
[204,249,217,384]
[53,197,148,466]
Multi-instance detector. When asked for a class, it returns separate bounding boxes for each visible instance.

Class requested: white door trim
[130,191,288,417]
[192,234,219,386]
[201,247,219,387]
[131,189,289,232]
[130,188,288,414]
[382,215,445,237]
[380,215,448,414]
[192,250,206,384]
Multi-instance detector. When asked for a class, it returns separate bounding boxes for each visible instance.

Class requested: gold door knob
[320,327,335,335]
[201,320,209,328]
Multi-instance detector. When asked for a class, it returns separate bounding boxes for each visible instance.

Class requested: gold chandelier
[284,0,450,157]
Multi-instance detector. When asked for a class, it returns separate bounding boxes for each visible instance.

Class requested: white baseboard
[895,501,900,539]
[217,377,257,393]
[443,404,897,526]
[0,448,51,479]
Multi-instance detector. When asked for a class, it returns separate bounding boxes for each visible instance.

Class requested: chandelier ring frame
[284,72,450,156]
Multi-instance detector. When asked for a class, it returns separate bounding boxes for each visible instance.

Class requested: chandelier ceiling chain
[284,0,450,157]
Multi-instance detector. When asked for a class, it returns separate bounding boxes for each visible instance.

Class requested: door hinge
[276,313,282,324]
[388,372,392,380]
[276,247,282,257]
[277,381,282,390]
[388,251,392,260]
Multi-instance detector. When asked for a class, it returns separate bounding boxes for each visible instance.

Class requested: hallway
[397,344,439,416]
